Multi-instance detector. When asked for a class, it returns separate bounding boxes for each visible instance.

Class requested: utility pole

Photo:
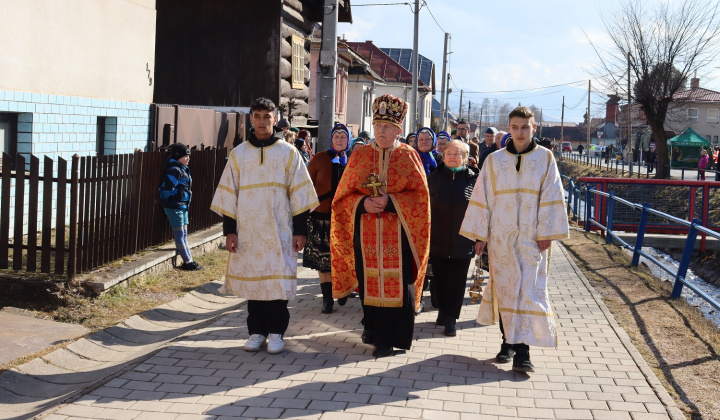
[317,0,338,151]
[439,33,449,131]
[459,89,464,120]
[479,108,483,131]
[560,96,565,143]
[410,0,420,132]
[468,101,472,123]
[587,80,591,152]
[444,73,451,127]
[627,55,632,160]
[538,108,543,139]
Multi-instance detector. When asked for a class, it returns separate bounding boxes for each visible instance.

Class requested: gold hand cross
[362,173,386,198]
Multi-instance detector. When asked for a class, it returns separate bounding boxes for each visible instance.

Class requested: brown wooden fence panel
[0,154,10,269]
[27,155,40,272]
[55,157,67,275]
[12,154,25,271]
[67,155,79,279]
[41,156,53,273]
[130,150,143,255]
[78,156,89,272]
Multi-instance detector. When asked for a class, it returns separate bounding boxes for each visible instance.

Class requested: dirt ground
[562,229,720,420]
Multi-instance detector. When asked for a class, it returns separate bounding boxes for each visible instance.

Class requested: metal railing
[561,151,720,181]
[583,187,720,312]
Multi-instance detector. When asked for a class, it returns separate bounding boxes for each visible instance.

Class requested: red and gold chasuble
[330,140,430,310]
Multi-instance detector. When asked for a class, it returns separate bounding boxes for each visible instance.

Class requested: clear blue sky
[339,0,720,123]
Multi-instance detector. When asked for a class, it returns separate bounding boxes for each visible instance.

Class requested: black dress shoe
[495,343,515,363]
[337,296,348,306]
[511,343,534,372]
[415,300,424,315]
[443,319,456,337]
[512,359,535,373]
[372,346,393,357]
[321,298,334,314]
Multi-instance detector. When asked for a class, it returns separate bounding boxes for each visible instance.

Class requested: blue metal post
[573,186,580,219]
[567,180,574,216]
[606,191,615,244]
[671,219,701,299]
[632,203,651,267]
[584,187,592,232]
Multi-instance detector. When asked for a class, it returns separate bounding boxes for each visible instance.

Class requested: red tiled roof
[346,41,427,88]
[673,87,720,103]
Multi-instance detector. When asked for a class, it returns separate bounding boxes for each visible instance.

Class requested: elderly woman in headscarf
[415,127,441,175]
[406,133,417,149]
[303,123,351,314]
[349,137,366,157]
[436,131,451,158]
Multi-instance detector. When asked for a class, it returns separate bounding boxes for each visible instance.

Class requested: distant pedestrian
[456,120,479,167]
[646,146,657,173]
[159,143,204,271]
[699,148,709,180]
[578,144,584,155]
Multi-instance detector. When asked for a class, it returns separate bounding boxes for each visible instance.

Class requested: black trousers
[247,300,289,336]
[429,256,472,321]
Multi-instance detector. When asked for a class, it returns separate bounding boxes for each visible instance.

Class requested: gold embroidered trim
[536,232,569,241]
[285,151,294,174]
[468,200,489,210]
[499,307,555,317]
[231,150,241,175]
[495,188,540,195]
[289,179,311,195]
[226,274,297,281]
[292,201,319,216]
[539,200,565,208]
[459,229,487,242]
[217,184,234,194]
[210,205,236,219]
[236,182,285,191]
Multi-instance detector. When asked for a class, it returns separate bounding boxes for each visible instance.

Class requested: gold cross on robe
[363,173,386,197]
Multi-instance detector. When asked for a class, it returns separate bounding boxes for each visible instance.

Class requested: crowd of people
[162,94,570,373]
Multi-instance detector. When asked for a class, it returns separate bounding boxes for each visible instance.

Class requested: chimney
[691,77,700,89]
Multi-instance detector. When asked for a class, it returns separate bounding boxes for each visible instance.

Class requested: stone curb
[558,239,686,420]
[78,225,224,294]
[0,279,244,420]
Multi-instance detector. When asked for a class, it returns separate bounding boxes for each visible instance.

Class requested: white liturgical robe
[460,144,569,347]
[211,140,319,301]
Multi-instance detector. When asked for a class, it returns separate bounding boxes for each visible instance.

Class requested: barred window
[291,35,305,90]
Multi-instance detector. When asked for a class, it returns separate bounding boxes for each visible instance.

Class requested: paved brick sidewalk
[39,242,683,420]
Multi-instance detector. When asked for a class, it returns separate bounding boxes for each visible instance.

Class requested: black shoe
[337,296,348,306]
[495,343,515,363]
[361,330,375,345]
[321,298,334,314]
[372,346,393,357]
[179,261,204,271]
[511,344,534,373]
[415,300,424,315]
[443,319,456,337]
[320,282,334,314]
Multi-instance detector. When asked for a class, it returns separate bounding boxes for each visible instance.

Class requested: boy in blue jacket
[159,143,203,271]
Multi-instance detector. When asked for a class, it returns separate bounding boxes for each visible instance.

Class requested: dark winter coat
[427,163,478,259]
[159,159,192,210]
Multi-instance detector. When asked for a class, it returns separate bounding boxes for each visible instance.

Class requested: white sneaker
[244,334,266,352]
[266,334,284,354]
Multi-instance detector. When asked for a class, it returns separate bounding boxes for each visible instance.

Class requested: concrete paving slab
[65,339,130,363]
[14,358,105,386]
[41,348,112,372]
[0,312,89,366]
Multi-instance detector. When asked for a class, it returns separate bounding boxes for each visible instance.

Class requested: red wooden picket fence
[0,148,227,279]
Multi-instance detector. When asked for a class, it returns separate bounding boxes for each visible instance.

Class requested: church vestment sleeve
[459,156,492,243]
[286,148,320,217]
[537,155,569,241]
[210,148,241,220]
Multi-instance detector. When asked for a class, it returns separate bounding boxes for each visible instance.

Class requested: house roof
[346,41,429,89]
[672,87,720,103]
[379,48,435,93]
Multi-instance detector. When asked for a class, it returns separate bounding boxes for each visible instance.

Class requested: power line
[455,80,587,94]
[422,1,446,34]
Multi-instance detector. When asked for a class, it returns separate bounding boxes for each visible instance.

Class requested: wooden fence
[0,148,227,279]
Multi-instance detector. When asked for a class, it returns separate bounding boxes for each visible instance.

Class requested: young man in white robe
[460,106,569,373]
[211,97,319,355]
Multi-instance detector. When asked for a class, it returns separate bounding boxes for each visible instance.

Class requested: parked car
[561,142,572,152]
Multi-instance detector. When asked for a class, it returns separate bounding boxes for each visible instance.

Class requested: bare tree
[588,0,720,178]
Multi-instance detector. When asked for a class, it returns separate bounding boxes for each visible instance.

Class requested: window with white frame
[687,108,699,122]
[708,109,719,123]
[291,35,305,90]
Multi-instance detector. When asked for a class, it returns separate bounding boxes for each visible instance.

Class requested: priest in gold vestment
[211,98,319,355]
[331,94,430,358]
[460,106,568,372]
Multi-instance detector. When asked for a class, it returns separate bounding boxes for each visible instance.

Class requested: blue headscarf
[329,123,352,166]
[501,133,512,148]
[415,127,438,175]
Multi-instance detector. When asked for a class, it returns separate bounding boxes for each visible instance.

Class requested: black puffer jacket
[427,163,478,258]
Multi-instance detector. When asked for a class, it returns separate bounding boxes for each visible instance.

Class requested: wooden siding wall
[153,0,281,107]
[280,1,312,126]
